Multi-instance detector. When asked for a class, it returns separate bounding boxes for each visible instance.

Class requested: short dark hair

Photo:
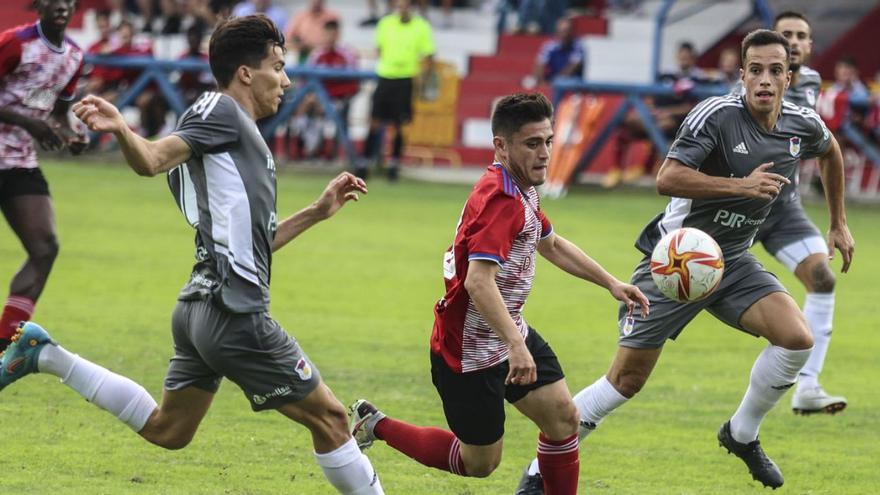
[678,41,696,53]
[491,93,553,138]
[773,10,810,30]
[837,56,858,69]
[741,29,790,68]
[209,14,285,88]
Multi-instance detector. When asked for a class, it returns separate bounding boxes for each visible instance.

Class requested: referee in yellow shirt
[359,0,435,181]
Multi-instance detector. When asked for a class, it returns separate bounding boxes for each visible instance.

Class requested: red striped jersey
[431,164,553,373]
[0,22,83,169]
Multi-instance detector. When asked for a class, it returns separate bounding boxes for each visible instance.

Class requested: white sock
[798,292,834,391]
[37,344,158,432]
[527,376,629,477]
[729,345,812,443]
[573,375,629,438]
[314,437,384,494]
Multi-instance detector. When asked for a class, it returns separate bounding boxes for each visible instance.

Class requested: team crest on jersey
[789,137,801,157]
[295,358,313,380]
[806,88,816,107]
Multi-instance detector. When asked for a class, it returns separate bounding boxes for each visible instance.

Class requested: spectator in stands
[284,0,341,63]
[713,45,740,90]
[85,20,151,99]
[516,0,568,34]
[605,41,708,187]
[653,41,709,129]
[85,21,167,138]
[84,10,115,84]
[232,0,287,31]
[88,9,114,54]
[290,19,360,160]
[177,24,215,105]
[817,56,871,134]
[359,0,435,181]
[204,0,238,25]
[527,17,585,87]
[107,0,156,26]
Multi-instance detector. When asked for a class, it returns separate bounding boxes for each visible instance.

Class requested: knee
[544,399,579,439]
[609,369,648,398]
[29,234,59,265]
[148,428,195,450]
[780,320,814,350]
[157,434,193,451]
[810,263,836,293]
[464,457,500,478]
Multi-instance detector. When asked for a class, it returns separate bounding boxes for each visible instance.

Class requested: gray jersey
[167,92,278,313]
[636,94,832,262]
[778,66,822,204]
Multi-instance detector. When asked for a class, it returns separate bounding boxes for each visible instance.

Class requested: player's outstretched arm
[817,135,854,272]
[271,172,367,252]
[538,233,649,317]
[464,260,537,386]
[73,95,191,177]
[656,158,790,200]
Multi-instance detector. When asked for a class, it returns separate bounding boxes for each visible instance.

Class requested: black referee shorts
[370,77,414,124]
[430,327,565,446]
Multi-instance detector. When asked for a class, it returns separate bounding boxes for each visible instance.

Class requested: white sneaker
[348,399,386,450]
[791,386,847,415]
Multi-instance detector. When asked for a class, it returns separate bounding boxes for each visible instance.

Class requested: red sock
[374,417,467,476]
[0,295,34,340]
[537,432,580,495]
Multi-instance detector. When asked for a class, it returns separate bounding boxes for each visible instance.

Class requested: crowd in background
[76,0,880,180]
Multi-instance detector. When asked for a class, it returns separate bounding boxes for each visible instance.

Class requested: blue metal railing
[83,55,377,165]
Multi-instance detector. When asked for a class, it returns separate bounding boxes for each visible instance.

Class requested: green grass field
[1,160,878,494]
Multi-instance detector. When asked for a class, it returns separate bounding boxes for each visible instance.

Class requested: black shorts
[430,328,565,446]
[0,168,50,204]
[371,77,413,124]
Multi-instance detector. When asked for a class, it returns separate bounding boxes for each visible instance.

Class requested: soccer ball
[650,228,724,303]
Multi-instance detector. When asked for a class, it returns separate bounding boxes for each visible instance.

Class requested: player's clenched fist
[73,95,125,134]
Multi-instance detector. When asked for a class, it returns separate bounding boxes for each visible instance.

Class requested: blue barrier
[83,55,377,165]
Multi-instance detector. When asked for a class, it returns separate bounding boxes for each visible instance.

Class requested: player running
[349,93,648,495]
[0,15,384,494]
[0,0,87,352]
[756,11,847,415]
[515,30,853,493]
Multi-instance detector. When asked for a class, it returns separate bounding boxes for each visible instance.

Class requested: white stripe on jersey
[204,152,260,286]
[190,91,222,120]
[177,164,200,227]
[781,101,826,128]
[686,95,740,133]
[658,197,693,236]
[688,99,743,135]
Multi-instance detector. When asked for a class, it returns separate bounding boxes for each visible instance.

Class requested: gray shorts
[165,299,321,411]
[755,201,827,271]
[618,252,787,348]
